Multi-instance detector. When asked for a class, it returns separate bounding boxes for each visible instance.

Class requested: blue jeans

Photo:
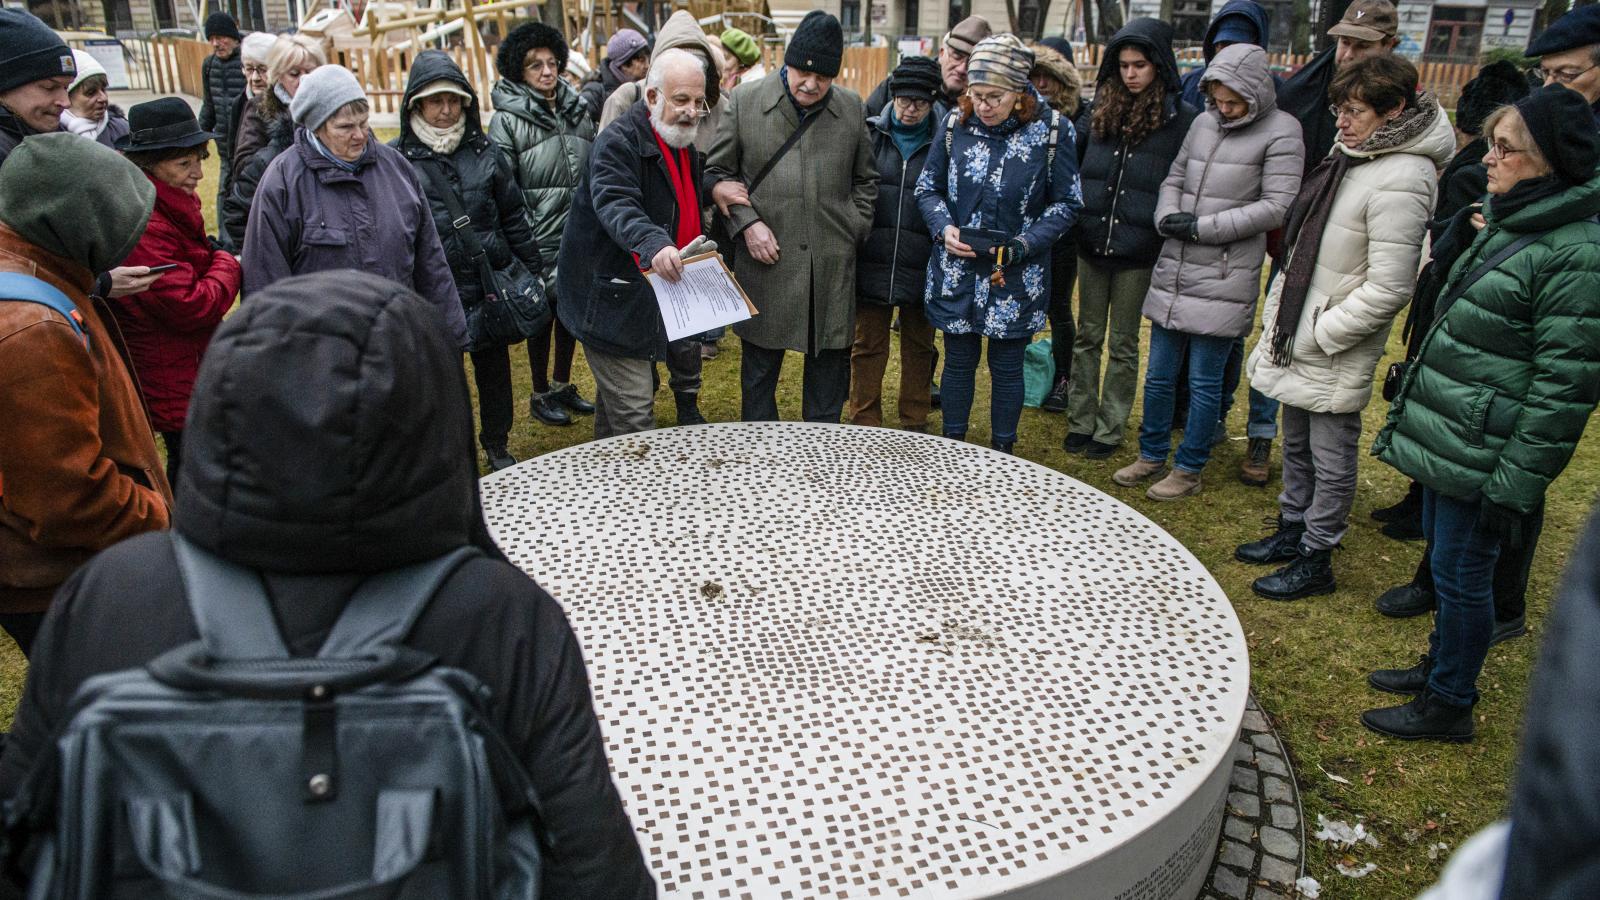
[940,332,1027,443]
[1424,488,1501,707]
[1217,335,1281,439]
[1139,324,1233,472]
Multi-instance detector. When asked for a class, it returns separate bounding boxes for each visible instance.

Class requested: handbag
[417,160,551,352]
[1382,228,1548,402]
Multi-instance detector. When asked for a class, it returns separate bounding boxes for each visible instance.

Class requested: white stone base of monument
[481,424,1251,899]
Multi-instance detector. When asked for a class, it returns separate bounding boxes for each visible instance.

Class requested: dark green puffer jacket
[1373,171,1600,514]
[487,78,595,291]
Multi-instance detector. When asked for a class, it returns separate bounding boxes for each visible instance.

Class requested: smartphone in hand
[145,264,180,274]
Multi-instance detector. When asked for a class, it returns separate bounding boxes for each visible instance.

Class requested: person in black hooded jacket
[1064,17,1198,459]
[395,50,545,471]
[0,271,657,900]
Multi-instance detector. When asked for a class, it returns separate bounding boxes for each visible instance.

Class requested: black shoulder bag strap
[748,106,822,194]
[1433,230,1548,325]
[415,159,500,300]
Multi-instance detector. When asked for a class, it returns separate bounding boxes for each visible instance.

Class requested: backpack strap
[317,547,480,658]
[943,109,958,154]
[0,273,88,350]
[1047,108,1060,168]
[172,535,291,660]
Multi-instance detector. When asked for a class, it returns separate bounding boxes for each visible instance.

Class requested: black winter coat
[221,110,292,251]
[556,99,705,360]
[0,104,57,170]
[199,52,247,163]
[1075,18,1197,267]
[1276,47,1338,178]
[579,60,627,124]
[858,104,934,306]
[395,51,544,311]
[0,272,656,900]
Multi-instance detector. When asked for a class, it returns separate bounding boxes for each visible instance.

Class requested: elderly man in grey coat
[706,10,877,422]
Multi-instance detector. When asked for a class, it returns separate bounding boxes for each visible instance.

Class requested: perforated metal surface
[481,423,1250,899]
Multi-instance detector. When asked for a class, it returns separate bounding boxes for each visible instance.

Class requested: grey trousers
[586,346,657,439]
[1278,403,1363,551]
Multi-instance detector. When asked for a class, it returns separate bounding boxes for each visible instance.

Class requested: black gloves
[1476,499,1527,549]
[1158,212,1200,242]
[997,238,1028,263]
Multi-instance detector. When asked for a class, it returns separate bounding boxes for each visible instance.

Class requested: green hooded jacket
[1372,170,1600,514]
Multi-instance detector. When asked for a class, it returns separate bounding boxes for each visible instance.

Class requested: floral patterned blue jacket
[915,96,1083,339]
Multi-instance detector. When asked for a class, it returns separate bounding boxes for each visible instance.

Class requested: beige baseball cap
[1327,0,1398,42]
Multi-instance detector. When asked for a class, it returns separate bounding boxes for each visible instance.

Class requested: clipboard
[646,251,760,341]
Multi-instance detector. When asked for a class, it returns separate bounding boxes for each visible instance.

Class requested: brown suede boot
[1240,437,1271,486]
[1147,468,1202,501]
[1112,457,1167,487]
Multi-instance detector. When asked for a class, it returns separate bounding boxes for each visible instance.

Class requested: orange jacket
[0,223,172,613]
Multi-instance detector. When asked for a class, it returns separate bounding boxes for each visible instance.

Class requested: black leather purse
[418,161,551,352]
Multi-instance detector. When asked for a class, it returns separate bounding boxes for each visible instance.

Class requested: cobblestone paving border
[1200,694,1307,900]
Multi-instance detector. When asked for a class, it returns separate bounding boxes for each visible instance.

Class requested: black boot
[1251,547,1336,601]
[1368,654,1432,695]
[1372,482,1423,523]
[483,444,517,472]
[1489,615,1527,647]
[1375,582,1435,618]
[549,382,595,415]
[1234,516,1306,565]
[991,439,1014,454]
[674,391,707,426]
[1361,689,1474,743]
[529,391,572,426]
[1040,375,1070,413]
[1380,514,1425,542]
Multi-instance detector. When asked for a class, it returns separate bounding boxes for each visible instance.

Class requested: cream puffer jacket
[1247,101,1455,414]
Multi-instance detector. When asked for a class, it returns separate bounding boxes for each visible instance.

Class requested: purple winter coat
[242,128,467,347]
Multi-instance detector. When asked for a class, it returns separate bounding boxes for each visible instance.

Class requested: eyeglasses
[524,59,561,72]
[1328,103,1372,121]
[1536,63,1597,84]
[669,98,713,118]
[968,90,1013,110]
[244,63,268,75]
[894,97,932,111]
[1488,142,1529,161]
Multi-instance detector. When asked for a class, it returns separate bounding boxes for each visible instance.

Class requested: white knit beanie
[67,48,107,93]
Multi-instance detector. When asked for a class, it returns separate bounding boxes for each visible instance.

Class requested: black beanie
[0,9,75,95]
[204,11,242,41]
[1456,60,1529,138]
[1515,85,1600,184]
[786,10,843,78]
[889,56,941,102]
[1039,35,1074,65]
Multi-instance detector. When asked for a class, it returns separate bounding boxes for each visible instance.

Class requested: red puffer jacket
[112,173,241,432]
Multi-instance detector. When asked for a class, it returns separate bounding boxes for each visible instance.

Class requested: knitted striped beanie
[966,34,1034,93]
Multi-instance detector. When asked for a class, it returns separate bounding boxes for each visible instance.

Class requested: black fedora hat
[116,97,215,152]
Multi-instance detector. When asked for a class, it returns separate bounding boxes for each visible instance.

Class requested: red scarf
[652,128,701,250]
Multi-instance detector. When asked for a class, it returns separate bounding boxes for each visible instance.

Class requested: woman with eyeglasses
[221,33,325,251]
[1364,85,1600,743]
[847,57,943,433]
[489,22,598,428]
[1237,55,1454,601]
[1064,18,1198,460]
[915,34,1082,453]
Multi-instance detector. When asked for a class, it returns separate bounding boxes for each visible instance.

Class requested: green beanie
[720,27,760,67]
[0,133,155,274]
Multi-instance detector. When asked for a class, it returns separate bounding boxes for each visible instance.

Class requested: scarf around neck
[1486,174,1571,223]
[409,111,465,155]
[888,106,932,162]
[60,108,108,140]
[308,130,362,172]
[1270,98,1440,365]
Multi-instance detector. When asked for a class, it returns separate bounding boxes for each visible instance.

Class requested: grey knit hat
[966,34,1034,93]
[290,65,367,131]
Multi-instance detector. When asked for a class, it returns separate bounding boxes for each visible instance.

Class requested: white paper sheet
[648,253,755,341]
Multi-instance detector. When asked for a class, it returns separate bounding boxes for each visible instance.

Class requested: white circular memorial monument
[481,423,1250,899]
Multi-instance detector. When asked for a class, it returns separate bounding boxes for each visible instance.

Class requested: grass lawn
[2,132,1593,898]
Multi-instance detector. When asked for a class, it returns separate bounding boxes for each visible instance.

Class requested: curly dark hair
[496,21,568,83]
[1090,73,1166,147]
[956,90,1040,126]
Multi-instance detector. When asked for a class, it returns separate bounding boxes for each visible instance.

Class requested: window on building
[102,0,133,31]
[904,0,920,35]
[28,0,84,28]
[1426,6,1485,62]
[841,0,861,33]
[1017,0,1043,38]
[152,0,178,30]
[948,0,968,31]
[1172,0,1211,44]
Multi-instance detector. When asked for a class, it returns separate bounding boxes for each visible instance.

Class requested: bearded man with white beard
[556,49,714,438]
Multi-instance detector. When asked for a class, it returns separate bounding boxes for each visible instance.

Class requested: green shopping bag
[1023,337,1056,408]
